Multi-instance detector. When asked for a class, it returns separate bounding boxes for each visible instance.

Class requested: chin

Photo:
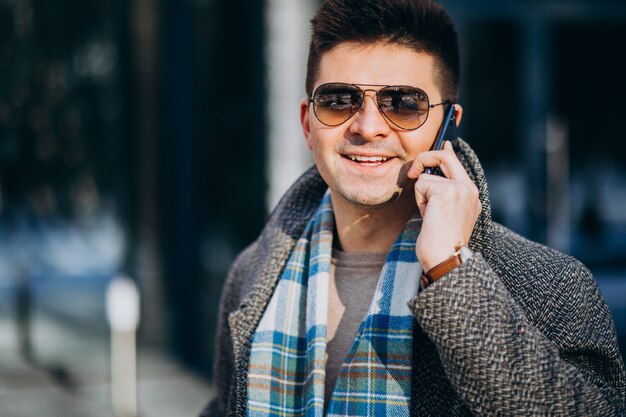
[339,187,404,209]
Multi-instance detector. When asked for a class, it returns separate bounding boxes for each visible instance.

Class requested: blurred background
[0,0,624,415]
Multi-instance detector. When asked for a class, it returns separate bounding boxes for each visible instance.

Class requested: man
[201,0,626,415]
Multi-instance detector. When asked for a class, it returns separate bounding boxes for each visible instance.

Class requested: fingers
[407,141,467,180]
[414,173,453,213]
[413,155,481,232]
[414,173,478,208]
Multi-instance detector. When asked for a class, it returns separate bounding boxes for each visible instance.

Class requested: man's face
[301,42,453,209]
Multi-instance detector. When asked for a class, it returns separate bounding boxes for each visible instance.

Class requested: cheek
[402,124,441,155]
[308,129,334,156]
[305,133,327,167]
[309,134,342,181]
[400,136,432,158]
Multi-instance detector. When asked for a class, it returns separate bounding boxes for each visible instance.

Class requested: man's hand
[407,141,482,272]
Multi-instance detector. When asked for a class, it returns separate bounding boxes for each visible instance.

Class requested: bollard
[106,275,140,417]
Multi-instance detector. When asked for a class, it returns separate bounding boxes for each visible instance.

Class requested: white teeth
[348,155,389,162]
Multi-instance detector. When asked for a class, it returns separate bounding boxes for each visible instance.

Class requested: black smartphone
[424,104,457,175]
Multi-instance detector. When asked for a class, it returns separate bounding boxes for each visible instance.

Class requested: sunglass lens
[378,87,429,130]
[312,84,360,126]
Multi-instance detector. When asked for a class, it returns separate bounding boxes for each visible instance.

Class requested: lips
[341,153,396,167]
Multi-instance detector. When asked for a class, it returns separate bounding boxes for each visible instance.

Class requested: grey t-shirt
[325,249,386,407]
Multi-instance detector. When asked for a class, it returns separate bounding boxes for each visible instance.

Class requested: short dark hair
[306,0,460,102]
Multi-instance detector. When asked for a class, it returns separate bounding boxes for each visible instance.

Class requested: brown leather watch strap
[419,252,462,290]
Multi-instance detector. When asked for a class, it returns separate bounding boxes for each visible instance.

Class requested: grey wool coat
[201,139,626,416]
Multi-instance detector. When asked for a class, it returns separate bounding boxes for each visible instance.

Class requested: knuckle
[446,181,460,197]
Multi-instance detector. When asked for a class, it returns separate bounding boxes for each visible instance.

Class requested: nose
[348,92,391,140]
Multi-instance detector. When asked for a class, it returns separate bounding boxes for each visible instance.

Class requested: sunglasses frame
[309,82,451,131]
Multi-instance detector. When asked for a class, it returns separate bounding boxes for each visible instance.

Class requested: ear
[454,104,463,127]
[300,97,313,150]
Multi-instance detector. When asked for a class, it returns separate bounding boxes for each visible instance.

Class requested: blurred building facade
[0,1,625,413]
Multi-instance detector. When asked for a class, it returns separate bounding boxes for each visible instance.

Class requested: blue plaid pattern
[247,191,421,416]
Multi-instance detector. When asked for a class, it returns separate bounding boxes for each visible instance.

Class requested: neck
[331,190,416,254]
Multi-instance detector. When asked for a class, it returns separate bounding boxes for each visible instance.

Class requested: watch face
[459,246,473,263]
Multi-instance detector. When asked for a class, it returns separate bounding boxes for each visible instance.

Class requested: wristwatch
[419,242,473,290]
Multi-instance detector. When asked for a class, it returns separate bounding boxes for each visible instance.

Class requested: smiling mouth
[342,154,394,167]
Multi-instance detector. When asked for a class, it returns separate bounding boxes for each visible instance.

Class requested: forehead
[316,42,440,98]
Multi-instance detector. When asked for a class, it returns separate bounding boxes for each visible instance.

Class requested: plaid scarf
[247,191,421,416]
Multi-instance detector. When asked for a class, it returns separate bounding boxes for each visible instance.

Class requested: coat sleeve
[410,252,626,416]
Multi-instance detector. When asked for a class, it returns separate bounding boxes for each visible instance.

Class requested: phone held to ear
[424,104,457,176]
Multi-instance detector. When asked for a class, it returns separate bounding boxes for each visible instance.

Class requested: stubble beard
[331,171,412,210]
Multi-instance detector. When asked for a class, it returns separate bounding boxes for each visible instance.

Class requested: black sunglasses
[309,82,450,131]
